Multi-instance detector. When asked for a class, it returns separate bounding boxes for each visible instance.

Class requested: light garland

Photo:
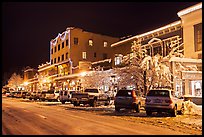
[177,2,202,17]
[50,30,70,46]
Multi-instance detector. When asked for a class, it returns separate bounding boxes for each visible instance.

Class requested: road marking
[36,114,47,119]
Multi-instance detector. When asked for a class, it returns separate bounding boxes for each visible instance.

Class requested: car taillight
[165,99,173,104]
[131,90,136,101]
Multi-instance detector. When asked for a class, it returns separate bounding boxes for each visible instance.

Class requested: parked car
[20,91,28,99]
[44,90,60,102]
[59,90,76,104]
[70,88,110,107]
[13,91,22,98]
[114,89,145,112]
[145,88,185,117]
[39,90,48,101]
[29,91,38,100]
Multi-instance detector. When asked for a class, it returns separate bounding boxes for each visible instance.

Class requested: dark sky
[2,2,200,77]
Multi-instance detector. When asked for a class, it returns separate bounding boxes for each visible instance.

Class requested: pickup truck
[70,88,110,107]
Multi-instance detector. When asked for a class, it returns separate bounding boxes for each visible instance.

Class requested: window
[54,46,56,52]
[74,37,78,45]
[194,23,202,52]
[66,39,68,46]
[114,54,123,65]
[62,42,64,49]
[66,52,68,59]
[51,48,53,54]
[94,52,96,58]
[58,56,60,62]
[51,59,53,64]
[153,46,162,56]
[103,53,107,59]
[89,39,93,46]
[104,41,108,47]
[54,58,56,63]
[58,44,60,51]
[62,54,64,61]
[82,52,86,59]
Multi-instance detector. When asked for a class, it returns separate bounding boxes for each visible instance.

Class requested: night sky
[2,2,199,81]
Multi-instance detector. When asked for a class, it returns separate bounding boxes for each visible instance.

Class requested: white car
[59,90,76,104]
[145,88,185,117]
[45,90,60,102]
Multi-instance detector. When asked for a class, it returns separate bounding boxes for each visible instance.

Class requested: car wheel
[171,106,177,117]
[146,110,152,116]
[135,103,140,113]
[61,101,65,104]
[115,107,120,112]
[57,97,60,102]
[90,100,97,107]
[178,103,185,115]
[73,102,79,106]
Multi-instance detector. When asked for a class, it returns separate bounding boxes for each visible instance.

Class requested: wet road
[2,97,186,135]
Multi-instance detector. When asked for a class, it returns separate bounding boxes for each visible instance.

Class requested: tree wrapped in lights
[7,73,23,91]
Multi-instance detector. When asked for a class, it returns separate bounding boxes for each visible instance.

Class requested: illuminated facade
[177,2,202,100]
[110,3,202,99]
[38,27,119,91]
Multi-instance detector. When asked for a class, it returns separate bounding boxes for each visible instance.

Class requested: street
[2,97,202,135]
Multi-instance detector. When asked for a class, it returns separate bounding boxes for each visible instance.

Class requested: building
[38,27,119,91]
[110,2,202,100]
[177,2,202,102]
[23,66,38,92]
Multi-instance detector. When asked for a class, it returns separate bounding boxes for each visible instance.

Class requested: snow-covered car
[145,88,185,117]
[59,90,76,104]
[114,89,145,112]
[44,90,60,102]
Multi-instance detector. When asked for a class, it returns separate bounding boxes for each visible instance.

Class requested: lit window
[194,23,202,52]
[104,41,108,47]
[114,54,123,65]
[82,52,87,59]
[89,39,93,46]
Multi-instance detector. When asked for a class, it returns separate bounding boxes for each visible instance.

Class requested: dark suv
[114,89,145,112]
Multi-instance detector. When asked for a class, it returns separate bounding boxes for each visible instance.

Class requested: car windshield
[84,89,98,93]
[147,90,170,97]
[116,90,133,97]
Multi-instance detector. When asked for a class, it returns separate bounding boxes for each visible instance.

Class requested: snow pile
[184,100,202,115]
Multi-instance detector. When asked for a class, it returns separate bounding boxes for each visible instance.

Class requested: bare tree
[7,73,23,91]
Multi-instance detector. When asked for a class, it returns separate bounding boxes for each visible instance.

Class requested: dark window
[84,89,98,93]
[66,39,68,46]
[103,53,107,59]
[94,52,96,58]
[51,59,53,64]
[54,47,56,52]
[66,52,68,59]
[64,91,68,95]
[147,90,170,97]
[62,54,64,61]
[51,48,53,54]
[54,58,56,63]
[194,23,202,52]
[58,57,60,62]
[116,90,134,97]
[58,44,60,51]
[153,46,162,56]
[62,42,64,49]
[74,37,78,45]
